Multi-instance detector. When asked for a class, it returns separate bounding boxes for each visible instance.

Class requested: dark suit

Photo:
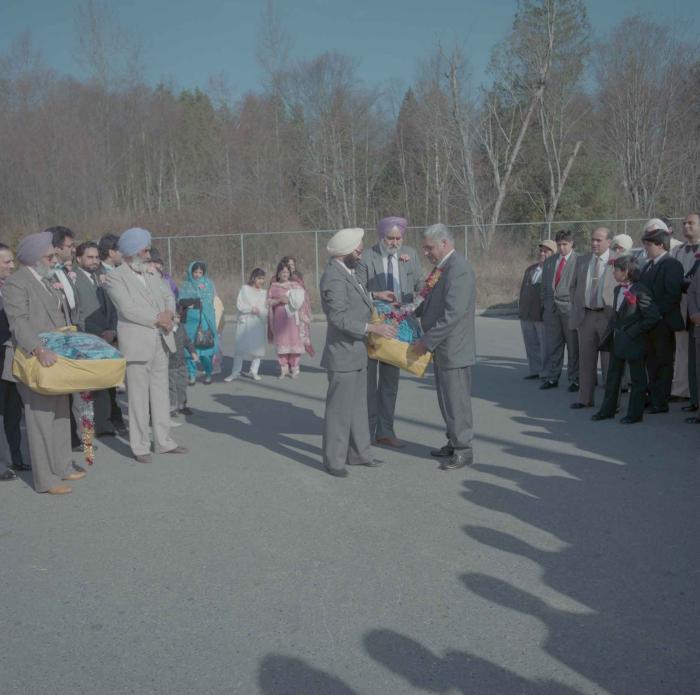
[639,254,684,408]
[597,284,660,419]
[0,292,24,468]
[415,251,476,453]
[518,263,545,376]
[357,243,423,440]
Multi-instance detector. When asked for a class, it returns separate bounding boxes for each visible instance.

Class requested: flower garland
[77,391,95,465]
[419,267,443,300]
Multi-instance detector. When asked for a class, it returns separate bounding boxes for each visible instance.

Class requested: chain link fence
[153,218,682,311]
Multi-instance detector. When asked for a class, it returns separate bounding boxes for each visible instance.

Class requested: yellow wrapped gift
[367,308,432,377]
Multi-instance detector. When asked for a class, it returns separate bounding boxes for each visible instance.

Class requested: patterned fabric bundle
[38,331,122,360]
[373,301,422,344]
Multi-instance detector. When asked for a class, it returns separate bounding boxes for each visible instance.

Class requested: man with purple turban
[357,216,423,447]
[103,228,188,463]
[3,231,87,494]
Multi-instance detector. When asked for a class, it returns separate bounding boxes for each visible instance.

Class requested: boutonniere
[623,289,637,305]
[695,252,700,259]
[399,253,410,263]
[607,258,616,266]
[52,281,63,291]
[198,283,206,289]
[67,271,77,281]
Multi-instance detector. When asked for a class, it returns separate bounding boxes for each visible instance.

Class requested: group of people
[518,215,700,424]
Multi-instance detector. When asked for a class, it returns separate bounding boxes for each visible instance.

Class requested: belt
[585,307,604,312]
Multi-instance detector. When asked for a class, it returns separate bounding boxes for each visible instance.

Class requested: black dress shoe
[11,460,31,471]
[430,444,454,458]
[647,406,669,414]
[620,416,643,424]
[440,451,474,470]
[96,430,116,438]
[1,468,17,481]
[591,412,614,421]
[540,380,558,390]
[685,416,700,424]
[567,382,580,393]
[347,459,382,467]
[570,402,591,410]
[681,404,699,412]
[179,407,193,415]
[326,467,348,478]
[523,374,540,380]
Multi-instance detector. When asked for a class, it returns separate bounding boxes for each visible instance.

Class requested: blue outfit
[179,261,220,379]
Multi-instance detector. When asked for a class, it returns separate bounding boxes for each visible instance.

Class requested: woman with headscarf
[179,261,220,384]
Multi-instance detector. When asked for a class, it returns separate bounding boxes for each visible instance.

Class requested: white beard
[130,258,150,274]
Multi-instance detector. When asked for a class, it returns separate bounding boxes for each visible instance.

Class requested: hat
[118,227,151,257]
[327,228,364,256]
[642,218,669,235]
[15,231,54,266]
[611,234,633,252]
[538,239,557,253]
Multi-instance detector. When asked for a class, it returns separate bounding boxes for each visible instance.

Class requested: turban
[642,218,669,235]
[327,228,364,256]
[377,216,408,239]
[15,231,54,266]
[611,234,633,252]
[538,239,557,253]
[118,227,151,257]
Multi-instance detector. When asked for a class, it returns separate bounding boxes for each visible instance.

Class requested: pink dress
[267,281,312,355]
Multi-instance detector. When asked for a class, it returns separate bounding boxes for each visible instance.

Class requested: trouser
[434,363,474,451]
[278,353,300,370]
[0,378,24,466]
[169,364,188,411]
[16,384,72,493]
[367,357,400,439]
[520,320,546,376]
[598,355,647,420]
[646,323,676,409]
[577,308,611,406]
[186,352,213,378]
[323,368,373,472]
[688,323,698,405]
[108,386,125,425]
[231,356,261,376]
[543,307,579,384]
[126,343,177,456]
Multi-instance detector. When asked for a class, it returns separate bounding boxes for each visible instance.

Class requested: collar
[335,258,354,275]
[101,262,114,271]
[653,251,667,264]
[437,249,455,269]
[593,249,610,263]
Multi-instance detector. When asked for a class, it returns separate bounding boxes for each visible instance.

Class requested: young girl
[592,256,661,424]
[225,268,268,381]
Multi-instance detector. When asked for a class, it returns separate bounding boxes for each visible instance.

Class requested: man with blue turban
[103,228,188,463]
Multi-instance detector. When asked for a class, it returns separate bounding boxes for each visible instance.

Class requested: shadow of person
[259,654,357,695]
[364,629,580,694]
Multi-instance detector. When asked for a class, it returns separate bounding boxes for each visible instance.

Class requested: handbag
[194,308,215,349]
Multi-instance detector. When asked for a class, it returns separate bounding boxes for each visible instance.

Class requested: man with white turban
[320,227,396,477]
[3,231,87,494]
[103,228,187,463]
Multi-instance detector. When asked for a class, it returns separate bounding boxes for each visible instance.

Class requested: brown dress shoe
[47,485,72,495]
[135,454,152,464]
[63,470,87,481]
[163,446,189,454]
[375,436,405,448]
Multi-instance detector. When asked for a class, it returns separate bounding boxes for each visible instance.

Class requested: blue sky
[1,0,697,97]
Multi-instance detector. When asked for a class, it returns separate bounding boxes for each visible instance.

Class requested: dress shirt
[552,251,573,289]
[531,265,543,285]
[615,285,630,311]
[585,249,610,308]
[54,268,76,309]
[379,244,401,297]
[437,249,455,269]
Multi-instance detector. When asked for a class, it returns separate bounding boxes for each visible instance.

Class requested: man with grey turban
[3,231,86,494]
[357,216,422,447]
[103,228,188,463]
[320,227,396,477]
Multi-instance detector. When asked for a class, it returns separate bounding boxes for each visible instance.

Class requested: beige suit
[569,252,616,405]
[103,264,177,456]
[3,267,74,492]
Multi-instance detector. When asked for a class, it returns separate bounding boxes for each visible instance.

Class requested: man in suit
[540,229,579,391]
[320,227,396,478]
[686,262,700,424]
[356,216,422,448]
[3,232,87,494]
[670,213,700,412]
[519,239,556,379]
[413,224,476,471]
[639,219,685,413]
[74,241,118,437]
[103,228,187,463]
[568,227,616,409]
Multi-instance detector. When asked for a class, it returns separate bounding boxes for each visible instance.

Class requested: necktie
[386,254,394,292]
[554,257,566,288]
[590,257,601,309]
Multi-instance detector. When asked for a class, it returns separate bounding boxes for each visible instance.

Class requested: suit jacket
[541,252,577,315]
[356,243,423,305]
[415,251,476,369]
[103,263,176,361]
[600,284,660,361]
[2,266,72,381]
[518,263,544,322]
[568,252,616,329]
[638,254,684,331]
[74,267,117,335]
[320,259,373,372]
[0,293,11,380]
[688,271,700,341]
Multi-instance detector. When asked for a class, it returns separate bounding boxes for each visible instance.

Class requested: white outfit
[229,285,268,377]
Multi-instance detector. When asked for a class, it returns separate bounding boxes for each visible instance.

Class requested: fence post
[624,219,628,235]
[464,226,468,259]
[314,230,320,288]
[240,234,245,283]
[547,220,552,240]
[166,236,173,274]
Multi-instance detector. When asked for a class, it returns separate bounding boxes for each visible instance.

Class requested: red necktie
[554,257,566,288]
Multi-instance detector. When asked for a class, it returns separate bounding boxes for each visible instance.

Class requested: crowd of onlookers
[518,215,700,425]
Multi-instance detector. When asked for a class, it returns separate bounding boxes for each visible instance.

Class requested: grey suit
[104,264,177,457]
[415,251,476,452]
[320,259,374,472]
[356,243,423,439]
[3,267,74,492]
[541,252,579,384]
[688,271,700,408]
[518,263,546,376]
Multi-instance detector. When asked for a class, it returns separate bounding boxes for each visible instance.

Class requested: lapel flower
[52,281,63,291]
[67,271,77,281]
[695,252,700,259]
[622,289,637,305]
[607,258,616,266]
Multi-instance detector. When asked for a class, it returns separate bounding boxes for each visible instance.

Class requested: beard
[130,258,150,274]
[343,254,358,269]
[34,264,53,279]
